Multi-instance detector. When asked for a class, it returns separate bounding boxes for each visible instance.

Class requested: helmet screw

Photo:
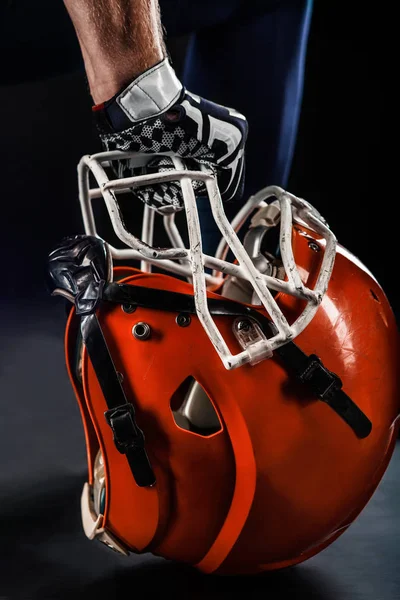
[176,313,191,327]
[237,320,251,332]
[132,322,151,340]
[122,303,136,313]
[117,371,124,383]
[308,241,320,252]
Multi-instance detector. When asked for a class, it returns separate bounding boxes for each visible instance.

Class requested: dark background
[0,0,391,312]
[1,2,398,600]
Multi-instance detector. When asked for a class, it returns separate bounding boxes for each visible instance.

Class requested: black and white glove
[94,58,248,214]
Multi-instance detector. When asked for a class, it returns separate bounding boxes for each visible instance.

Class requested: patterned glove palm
[94,60,248,214]
[113,155,213,214]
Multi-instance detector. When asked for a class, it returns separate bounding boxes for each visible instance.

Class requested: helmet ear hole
[170,376,222,436]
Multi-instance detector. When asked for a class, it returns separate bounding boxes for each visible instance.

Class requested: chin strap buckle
[105,403,156,487]
[105,403,145,453]
[296,353,372,438]
[298,354,342,401]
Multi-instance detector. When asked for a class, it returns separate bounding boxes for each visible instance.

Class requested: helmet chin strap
[48,235,156,488]
[81,312,156,487]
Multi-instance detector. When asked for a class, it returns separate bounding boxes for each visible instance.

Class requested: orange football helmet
[47,152,400,575]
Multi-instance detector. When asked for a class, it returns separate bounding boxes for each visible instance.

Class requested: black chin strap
[275,344,372,438]
[48,235,156,488]
[104,282,372,439]
[81,313,156,487]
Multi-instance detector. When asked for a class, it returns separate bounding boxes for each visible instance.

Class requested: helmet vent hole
[170,376,222,437]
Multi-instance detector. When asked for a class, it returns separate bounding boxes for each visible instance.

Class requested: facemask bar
[77,151,336,370]
[214,185,337,334]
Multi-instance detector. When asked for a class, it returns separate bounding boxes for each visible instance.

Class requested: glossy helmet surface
[48,151,400,575]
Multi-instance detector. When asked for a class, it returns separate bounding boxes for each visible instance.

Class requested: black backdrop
[1,3,398,600]
[0,1,392,314]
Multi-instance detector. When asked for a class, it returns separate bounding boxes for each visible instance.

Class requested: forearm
[63,0,166,103]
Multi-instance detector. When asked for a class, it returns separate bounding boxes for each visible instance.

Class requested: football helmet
[48,151,400,575]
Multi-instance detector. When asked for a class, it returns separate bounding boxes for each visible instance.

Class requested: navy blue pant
[160,0,314,255]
